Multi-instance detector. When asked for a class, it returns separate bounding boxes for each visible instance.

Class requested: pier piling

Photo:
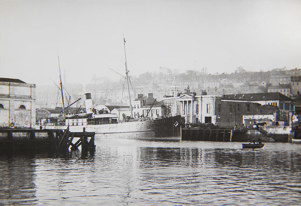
[0,128,95,157]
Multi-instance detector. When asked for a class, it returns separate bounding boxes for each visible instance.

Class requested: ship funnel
[85,93,93,113]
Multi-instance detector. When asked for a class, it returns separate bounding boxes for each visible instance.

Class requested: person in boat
[257,138,262,144]
[251,138,261,144]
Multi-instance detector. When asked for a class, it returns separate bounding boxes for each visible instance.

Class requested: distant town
[36,66,301,107]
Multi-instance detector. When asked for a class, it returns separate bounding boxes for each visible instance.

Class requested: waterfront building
[196,95,261,128]
[174,89,294,128]
[197,95,218,125]
[222,93,294,112]
[176,87,198,124]
[0,78,36,128]
[132,93,166,119]
[222,92,294,127]
[162,93,180,118]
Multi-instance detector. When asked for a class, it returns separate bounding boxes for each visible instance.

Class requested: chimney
[85,93,93,113]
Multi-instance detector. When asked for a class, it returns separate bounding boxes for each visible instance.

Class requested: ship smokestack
[85,93,93,113]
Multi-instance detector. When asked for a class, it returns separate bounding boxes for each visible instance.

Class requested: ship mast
[123,36,133,118]
[58,56,65,115]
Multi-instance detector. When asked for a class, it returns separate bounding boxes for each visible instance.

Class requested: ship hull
[42,115,182,140]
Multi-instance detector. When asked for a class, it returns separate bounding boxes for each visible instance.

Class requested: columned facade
[177,94,198,124]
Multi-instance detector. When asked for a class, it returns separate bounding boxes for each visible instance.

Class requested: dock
[0,128,95,157]
[181,127,231,141]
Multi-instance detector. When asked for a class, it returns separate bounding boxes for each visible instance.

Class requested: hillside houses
[33,67,301,129]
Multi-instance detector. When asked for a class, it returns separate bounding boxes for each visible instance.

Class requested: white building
[197,95,218,124]
[0,78,36,128]
[176,87,198,124]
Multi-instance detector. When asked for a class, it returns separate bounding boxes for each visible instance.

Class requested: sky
[1,0,301,85]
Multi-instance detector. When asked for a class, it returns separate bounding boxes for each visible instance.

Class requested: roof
[106,105,130,111]
[134,96,147,101]
[0,77,25,83]
[141,100,164,108]
[94,105,109,111]
[268,84,291,89]
[291,76,301,82]
[39,107,83,114]
[223,92,293,102]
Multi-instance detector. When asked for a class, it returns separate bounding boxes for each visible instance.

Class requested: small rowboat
[242,143,264,149]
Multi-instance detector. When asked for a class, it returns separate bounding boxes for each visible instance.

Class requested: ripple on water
[1,140,301,205]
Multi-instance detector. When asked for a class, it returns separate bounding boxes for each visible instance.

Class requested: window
[206,104,210,114]
[246,103,250,112]
[205,116,212,123]
[19,105,26,110]
[0,104,3,109]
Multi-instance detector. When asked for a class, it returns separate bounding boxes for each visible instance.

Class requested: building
[109,106,131,121]
[268,84,291,97]
[291,76,301,96]
[176,87,198,124]
[195,95,262,128]
[174,89,295,128]
[132,93,167,119]
[162,94,179,117]
[222,92,294,127]
[222,93,294,112]
[0,78,36,128]
[270,73,291,86]
[197,95,218,124]
[269,73,301,97]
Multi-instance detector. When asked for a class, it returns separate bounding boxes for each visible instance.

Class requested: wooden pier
[0,128,95,157]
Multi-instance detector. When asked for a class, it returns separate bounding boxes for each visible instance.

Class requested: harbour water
[1,136,301,205]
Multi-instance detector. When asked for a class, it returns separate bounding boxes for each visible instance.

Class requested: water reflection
[0,155,37,205]
[136,144,301,205]
[0,139,300,205]
[138,145,301,172]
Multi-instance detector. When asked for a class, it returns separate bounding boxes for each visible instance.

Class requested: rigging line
[57,56,65,114]
[55,87,60,108]
[52,80,72,110]
[121,77,126,100]
[128,76,135,98]
[123,35,133,117]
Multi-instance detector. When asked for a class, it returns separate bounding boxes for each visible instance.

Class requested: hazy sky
[1,0,301,85]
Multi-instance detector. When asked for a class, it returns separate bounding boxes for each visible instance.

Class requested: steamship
[42,93,182,140]
[42,38,182,139]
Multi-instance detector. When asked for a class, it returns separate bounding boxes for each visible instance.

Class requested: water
[1,136,301,205]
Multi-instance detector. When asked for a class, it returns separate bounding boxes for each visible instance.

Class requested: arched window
[0,104,4,109]
[19,105,26,110]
